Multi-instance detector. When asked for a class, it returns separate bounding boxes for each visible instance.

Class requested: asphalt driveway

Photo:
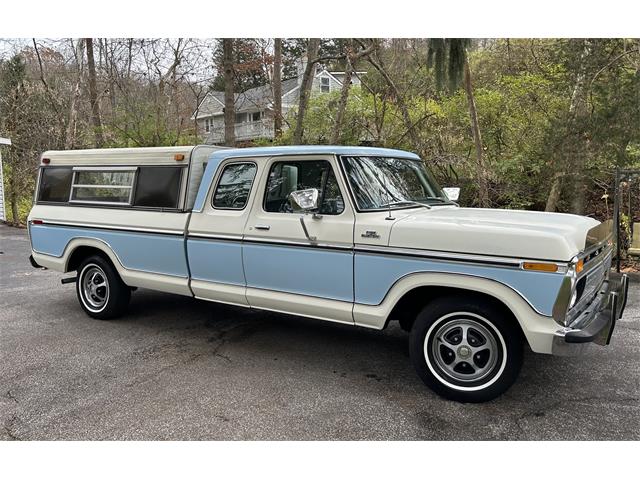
[1,224,639,440]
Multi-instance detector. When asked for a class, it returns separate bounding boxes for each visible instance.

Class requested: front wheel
[409,296,523,403]
[76,255,130,320]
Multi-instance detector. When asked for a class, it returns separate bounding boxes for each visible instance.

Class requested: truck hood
[389,207,601,261]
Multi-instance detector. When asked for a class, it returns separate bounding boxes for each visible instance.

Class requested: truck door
[187,159,259,306]
[242,155,355,324]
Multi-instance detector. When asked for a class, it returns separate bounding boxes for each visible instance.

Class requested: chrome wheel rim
[81,265,109,311]
[428,315,500,385]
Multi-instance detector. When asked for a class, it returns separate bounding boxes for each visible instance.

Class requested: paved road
[1,224,639,440]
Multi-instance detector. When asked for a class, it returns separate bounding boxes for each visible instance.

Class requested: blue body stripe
[31,223,560,315]
[354,253,563,316]
[30,224,189,277]
[187,238,245,285]
[242,243,354,302]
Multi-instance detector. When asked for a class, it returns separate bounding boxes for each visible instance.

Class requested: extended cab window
[264,160,344,215]
[38,167,73,203]
[69,168,136,204]
[212,162,257,209]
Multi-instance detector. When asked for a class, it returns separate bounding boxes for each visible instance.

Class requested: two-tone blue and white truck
[27,145,629,402]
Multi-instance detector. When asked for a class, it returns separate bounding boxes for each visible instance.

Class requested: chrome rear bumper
[552,273,629,355]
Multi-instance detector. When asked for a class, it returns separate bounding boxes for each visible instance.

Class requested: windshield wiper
[379,200,431,209]
[422,197,458,206]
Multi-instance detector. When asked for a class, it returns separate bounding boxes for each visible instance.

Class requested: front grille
[567,250,612,324]
[583,244,607,266]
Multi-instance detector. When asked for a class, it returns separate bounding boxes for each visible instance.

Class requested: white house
[0,137,11,222]
[192,66,365,145]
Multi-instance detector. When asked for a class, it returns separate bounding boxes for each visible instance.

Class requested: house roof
[193,77,300,120]
[192,67,357,120]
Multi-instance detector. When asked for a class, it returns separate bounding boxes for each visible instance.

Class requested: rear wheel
[76,255,130,320]
[409,296,523,403]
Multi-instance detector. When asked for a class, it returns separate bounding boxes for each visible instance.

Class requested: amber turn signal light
[575,259,584,274]
[174,154,185,161]
[522,262,558,273]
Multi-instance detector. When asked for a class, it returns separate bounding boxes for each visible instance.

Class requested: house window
[69,168,136,205]
[235,113,247,124]
[205,119,210,133]
[320,77,330,93]
[251,111,261,122]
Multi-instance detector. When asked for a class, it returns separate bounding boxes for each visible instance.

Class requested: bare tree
[223,39,235,147]
[360,40,421,149]
[273,38,283,139]
[292,38,321,144]
[85,38,104,147]
[65,39,85,149]
[331,40,375,144]
[463,53,489,208]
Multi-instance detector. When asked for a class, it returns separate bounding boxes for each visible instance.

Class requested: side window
[70,169,135,204]
[38,167,73,202]
[212,162,257,210]
[320,77,330,93]
[133,166,183,209]
[264,160,344,215]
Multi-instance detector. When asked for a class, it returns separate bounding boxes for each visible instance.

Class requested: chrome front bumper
[552,273,629,355]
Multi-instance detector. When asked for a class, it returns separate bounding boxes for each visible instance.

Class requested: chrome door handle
[254,224,271,231]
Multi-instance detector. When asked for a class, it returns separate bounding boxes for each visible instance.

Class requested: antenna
[384,165,395,221]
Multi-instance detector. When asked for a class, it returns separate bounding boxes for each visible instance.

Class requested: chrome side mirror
[443,187,460,202]
[289,188,319,212]
[289,188,320,243]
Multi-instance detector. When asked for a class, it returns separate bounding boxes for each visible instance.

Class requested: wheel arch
[353,271,555,352]
[63,238,124,274]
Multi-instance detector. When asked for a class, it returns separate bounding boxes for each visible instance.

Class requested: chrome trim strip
[242,235,353,251]
[354,244,532,268]
[188,232,244,241]
[72,166,138,172]
[35,220,185,236]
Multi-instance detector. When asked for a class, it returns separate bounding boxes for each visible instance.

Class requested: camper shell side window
[37,164,185,210]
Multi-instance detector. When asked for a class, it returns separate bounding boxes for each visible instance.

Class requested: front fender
[353,271,560,354]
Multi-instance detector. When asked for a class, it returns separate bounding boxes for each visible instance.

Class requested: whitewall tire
[409,296,523,402]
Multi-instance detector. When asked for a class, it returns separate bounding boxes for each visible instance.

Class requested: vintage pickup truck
[27,145,629,402]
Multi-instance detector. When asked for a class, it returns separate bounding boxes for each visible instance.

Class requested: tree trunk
[65,39,85,149]
[331,46,354,144]
[545,39,591,213]
[273,38,283,139]
[223,39,236,147]
[85,38,104,147]
[364,44,420,149]
[463,54,490,208]
[292,38,321,145]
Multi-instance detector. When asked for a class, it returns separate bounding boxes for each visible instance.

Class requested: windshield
[340,156,447,211]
